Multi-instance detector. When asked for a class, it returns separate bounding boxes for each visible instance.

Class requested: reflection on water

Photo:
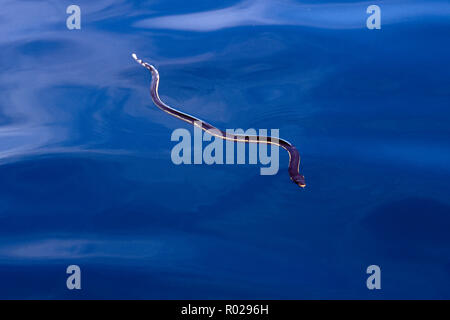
[0,0,449,298]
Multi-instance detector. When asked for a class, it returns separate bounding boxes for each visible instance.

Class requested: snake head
[292,174,306,188]
[132,53,158,75]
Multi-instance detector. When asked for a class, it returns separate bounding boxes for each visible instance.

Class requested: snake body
[132,53,306,187]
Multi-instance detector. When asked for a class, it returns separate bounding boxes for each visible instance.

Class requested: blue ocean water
[0,0,449,299]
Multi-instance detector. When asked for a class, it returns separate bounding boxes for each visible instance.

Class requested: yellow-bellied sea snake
[132,53,306,187]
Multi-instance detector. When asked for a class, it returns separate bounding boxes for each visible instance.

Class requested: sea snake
[132,53,306,188]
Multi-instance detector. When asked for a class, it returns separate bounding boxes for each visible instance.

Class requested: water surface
[0,0,449,299]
